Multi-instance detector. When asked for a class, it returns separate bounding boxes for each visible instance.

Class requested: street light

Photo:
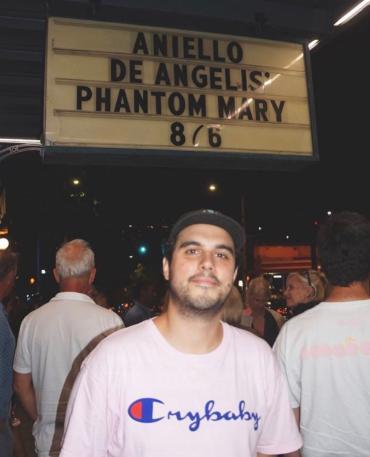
[138,245,148,255]
[0,237,9,250]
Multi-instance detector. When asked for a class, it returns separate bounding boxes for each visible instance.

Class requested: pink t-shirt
[61,319,301,457]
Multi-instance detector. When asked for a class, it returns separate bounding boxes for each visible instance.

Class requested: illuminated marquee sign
[45,17,315,157]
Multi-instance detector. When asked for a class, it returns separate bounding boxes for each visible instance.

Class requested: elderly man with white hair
[13,239,123,457]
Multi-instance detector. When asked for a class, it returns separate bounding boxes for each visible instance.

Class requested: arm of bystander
[13,371,37,421]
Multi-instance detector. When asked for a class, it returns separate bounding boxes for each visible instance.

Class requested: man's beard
[169,274,232,319]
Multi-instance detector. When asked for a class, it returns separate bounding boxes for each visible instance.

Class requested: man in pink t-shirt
[60,209,302,457]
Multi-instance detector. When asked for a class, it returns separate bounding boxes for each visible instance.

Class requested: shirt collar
[52,291,95,304]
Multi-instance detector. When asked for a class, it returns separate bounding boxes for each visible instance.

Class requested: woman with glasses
[284,269,327,318]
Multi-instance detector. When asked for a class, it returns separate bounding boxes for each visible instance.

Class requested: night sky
[1,9,369,299]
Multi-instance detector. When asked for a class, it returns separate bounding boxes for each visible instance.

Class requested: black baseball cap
[166,209,246,254]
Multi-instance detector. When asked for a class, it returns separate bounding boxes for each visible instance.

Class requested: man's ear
[88,268,96,285]
[53,268,60,284]
[162,257,170,281]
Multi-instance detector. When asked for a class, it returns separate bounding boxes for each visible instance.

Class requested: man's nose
[200,251,215,270]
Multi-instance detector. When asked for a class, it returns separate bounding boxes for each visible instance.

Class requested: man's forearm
[13,372,37,421]
[17,390,37,421]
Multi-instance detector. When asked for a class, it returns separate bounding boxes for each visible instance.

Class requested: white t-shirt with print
[274,299,370,457]
[61,319,301,457]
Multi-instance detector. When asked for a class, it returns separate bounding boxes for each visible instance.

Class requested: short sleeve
[256,351,302,454]
[114,313,124,327]
[13,317,32,374]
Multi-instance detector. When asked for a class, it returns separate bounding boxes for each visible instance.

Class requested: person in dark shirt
[123,279,156,327]
[0,249,18,457]
[243,276,284,347]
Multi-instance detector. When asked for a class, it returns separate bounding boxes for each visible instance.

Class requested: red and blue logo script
[128,398,261,431]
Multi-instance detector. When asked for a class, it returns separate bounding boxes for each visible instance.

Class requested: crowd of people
[0,208,369,456]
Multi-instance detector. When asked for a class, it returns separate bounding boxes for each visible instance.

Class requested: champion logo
[128,398,261,432]
[128,398,164,423]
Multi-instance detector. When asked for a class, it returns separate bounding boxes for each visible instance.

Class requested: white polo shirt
[14,292,123,457]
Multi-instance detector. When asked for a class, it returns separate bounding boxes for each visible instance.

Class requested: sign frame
[43,17,319,169]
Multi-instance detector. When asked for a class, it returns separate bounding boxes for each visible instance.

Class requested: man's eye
[185,248,199,255]
[216,252,228,259]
